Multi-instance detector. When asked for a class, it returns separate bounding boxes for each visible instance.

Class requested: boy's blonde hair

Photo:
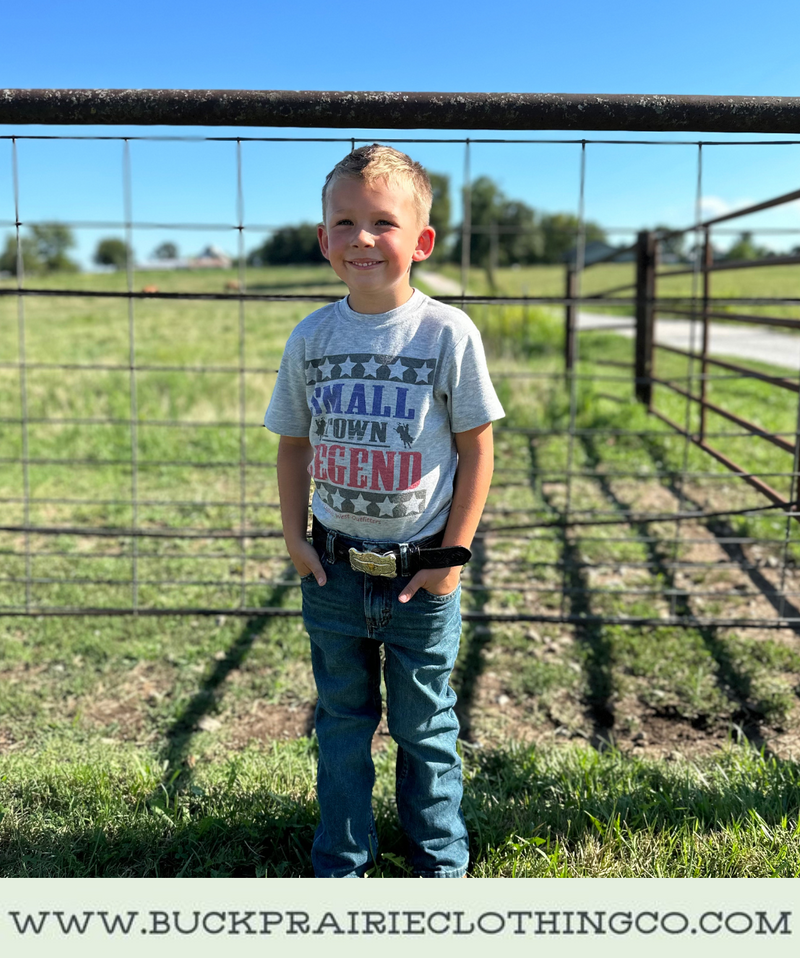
[322,144,433,227]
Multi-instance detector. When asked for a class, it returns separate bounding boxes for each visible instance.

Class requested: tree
[0,223,79,275]
[540,213,606,265]
[0,233,44,275]
[154,241,178,260]
[94,237,130,269]
[725,231,766,261]
[247,223,325,266]
[450,177,525,288]
[29,222,78,272]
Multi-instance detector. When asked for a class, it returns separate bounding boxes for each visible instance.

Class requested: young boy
[264,145,504,878]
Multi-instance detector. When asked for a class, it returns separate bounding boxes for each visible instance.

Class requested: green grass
[437,260,800,321]
[1,264,799,877]
[2,737,799,877]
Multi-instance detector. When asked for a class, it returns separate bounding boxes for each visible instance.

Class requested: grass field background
[438,260,800,323]
[1,264,799,877]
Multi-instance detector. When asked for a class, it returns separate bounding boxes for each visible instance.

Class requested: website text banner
[2,878,797,958]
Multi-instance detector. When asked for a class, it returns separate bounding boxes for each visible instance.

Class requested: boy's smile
[318,176,435,314]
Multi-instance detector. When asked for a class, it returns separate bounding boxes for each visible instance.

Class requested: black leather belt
[312,517,471,579]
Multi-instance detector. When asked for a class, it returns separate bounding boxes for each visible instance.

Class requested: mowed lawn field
[437,260,800,323]
[0,264,799,877]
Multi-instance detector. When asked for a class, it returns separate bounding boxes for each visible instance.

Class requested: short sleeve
[443,326,505,433]
[264,334,312,437]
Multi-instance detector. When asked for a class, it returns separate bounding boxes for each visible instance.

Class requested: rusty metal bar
[652,376,796,454]
[4,89,800,132]
[657,187,800,242]
[662,252,800,278]
[655,343,800,392]
[635,230,656,405]
[1,607,798,626]
[647,408,792,507]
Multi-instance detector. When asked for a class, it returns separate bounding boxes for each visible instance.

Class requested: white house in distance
[190,245,232,269]
[138,245,232,270]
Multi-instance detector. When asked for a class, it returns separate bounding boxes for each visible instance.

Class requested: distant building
[563,240,636,267]
[137,245,232,271]
[137,257,188,271]
[189,245,232,269]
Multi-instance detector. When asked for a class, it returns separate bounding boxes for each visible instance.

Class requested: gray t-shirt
[264,290,505,541]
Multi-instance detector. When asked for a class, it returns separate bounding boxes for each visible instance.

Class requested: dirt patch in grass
[80,662,176,740]
[224,701,316,750]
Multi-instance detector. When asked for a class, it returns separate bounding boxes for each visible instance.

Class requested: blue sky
[3,0,800,265]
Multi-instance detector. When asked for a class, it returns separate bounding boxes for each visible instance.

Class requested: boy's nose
[352,228,375,246]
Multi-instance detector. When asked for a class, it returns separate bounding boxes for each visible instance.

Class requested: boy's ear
[412,225,435,263]
[317,223,330,260]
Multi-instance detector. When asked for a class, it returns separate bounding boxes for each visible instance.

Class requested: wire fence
[1,92,799,628]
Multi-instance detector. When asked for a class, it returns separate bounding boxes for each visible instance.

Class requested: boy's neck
[346,282,415,315]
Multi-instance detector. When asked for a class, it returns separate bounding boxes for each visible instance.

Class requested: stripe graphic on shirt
[315,483,426,518]
[305,353,436,386]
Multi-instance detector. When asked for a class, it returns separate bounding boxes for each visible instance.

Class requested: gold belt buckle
[348,547,397,578]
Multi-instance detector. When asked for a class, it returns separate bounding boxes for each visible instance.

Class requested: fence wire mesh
[1,127,799,630]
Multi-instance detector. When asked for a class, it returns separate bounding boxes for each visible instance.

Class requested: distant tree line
[2,204,792,279]
[243,174,608,285]
[0,223,80,275]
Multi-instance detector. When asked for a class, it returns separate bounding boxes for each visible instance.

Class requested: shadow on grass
[641,433,800,634]
[638,433,800,743]
[454,532,492,742]
[461,742,800,876]
[528,436,616,748]
[3,740,799,877]
[581,433,776,753]
[156,562,311,794]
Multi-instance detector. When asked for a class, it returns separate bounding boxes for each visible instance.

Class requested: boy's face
[318,175,435,314]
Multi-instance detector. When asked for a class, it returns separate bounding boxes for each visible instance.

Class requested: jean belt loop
[325,529,337,565]
[398,542,410,578]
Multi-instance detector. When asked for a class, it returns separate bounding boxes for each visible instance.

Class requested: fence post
[634,230,656,406]
[564,266,577,373]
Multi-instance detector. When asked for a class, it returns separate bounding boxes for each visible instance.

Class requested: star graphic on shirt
[386,358,405,380]
[376,496,395,516]
[315,486,328,504]
[361,356,382,378]
[317,359,336,380]
[413,365,431,384]
[338,357,356,377]
[330,489,344,511]
[351,493,371,514]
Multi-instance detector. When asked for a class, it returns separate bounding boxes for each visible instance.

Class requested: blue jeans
[300,521,468,878]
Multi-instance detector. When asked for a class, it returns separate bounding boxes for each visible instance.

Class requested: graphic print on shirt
[305,352,436,521]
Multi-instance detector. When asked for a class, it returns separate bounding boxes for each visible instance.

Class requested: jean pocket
[418,584,461,602]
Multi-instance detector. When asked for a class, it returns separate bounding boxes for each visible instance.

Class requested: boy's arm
[398,422,494,603]
[276,435,327,586]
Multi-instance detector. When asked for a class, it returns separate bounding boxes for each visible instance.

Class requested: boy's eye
[376,219,393,226]
[335,218,353,226]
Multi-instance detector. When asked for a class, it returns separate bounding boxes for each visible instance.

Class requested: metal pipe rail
[4,89,800,132]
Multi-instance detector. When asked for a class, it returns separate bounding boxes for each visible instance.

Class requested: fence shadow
[528,436,616,748]
[155,562,311,794]
[454,532,492,742]
[5,738,798,877]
